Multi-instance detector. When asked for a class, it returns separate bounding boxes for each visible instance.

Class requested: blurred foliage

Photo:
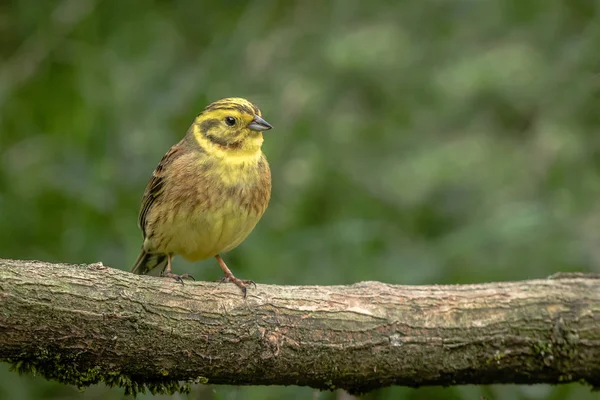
[1,0,599,399]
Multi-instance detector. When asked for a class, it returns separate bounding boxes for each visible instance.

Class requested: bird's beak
[248,115,273,131]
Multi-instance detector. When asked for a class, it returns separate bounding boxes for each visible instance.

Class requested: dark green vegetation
[1,0,599,399]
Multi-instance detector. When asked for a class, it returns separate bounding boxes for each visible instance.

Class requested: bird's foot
[219,274,256,297]
[161,271,195,285]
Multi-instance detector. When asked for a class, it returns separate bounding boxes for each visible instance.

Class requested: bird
[132,97,273,296]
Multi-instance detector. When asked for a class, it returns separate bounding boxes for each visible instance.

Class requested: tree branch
[1,259,599,395]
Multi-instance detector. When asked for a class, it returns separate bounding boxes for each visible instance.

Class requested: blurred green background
[1,0,599,399]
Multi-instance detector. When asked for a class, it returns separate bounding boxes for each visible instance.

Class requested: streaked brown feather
[138,144,186,238]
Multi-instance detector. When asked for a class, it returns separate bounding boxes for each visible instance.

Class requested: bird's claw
[218,275,256,297]
[161,271,195,285]
[179,273,196,281]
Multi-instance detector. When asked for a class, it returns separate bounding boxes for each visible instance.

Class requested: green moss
[486,350,506,365]
[558,374,573,382]
[529,337,600,390]
[324,380,336,390]
[3,352,193,397]
[532,341,553,356]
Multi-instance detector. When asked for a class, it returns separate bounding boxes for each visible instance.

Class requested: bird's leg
[160,253,195,284]
[216,254,255,297]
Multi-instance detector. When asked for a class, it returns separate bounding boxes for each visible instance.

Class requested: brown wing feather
[138,144,185,238]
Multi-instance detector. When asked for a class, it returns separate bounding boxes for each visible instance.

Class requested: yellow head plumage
[190,98,272,157]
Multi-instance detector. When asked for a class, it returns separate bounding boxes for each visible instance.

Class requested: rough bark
[0,258,599,395]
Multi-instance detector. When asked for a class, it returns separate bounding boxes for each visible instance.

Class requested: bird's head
[191,97,272,156]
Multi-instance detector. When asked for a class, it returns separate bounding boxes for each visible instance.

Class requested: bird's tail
[132,249,168,275]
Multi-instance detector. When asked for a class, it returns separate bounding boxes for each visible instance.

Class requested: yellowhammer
[132,97,272,296]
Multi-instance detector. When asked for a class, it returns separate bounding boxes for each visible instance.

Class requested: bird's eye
[225,116,236,126]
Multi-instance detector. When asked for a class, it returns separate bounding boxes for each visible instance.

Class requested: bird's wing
[138,144,185,238]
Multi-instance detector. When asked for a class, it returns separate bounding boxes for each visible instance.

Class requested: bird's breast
[163,154,271,261]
